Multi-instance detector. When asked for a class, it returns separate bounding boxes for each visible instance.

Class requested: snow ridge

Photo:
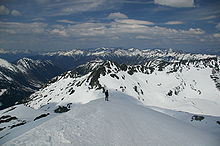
[4,93,220,146]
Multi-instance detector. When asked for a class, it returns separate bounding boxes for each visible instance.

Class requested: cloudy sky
[0,0,220,52]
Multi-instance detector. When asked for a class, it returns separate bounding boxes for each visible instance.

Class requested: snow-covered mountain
[27,57,220,116]
[44,48,216,60]
[36,48,218,71]
[0,104,56,145]
[0,58,63,109]
[3,93,220,146]
[1,48,220,145]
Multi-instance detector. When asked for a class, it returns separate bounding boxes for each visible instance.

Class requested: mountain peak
[0,58,17,72]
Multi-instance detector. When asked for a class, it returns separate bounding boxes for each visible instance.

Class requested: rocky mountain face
[26,55,220,116]
[0,58,63,109]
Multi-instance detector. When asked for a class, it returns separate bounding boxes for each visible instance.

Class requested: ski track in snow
[3,92,220,146]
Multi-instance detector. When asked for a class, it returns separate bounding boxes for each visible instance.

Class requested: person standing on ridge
[105,90,109,101]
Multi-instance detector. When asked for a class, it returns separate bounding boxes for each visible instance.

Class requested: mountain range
[1,47,218,110]
[0,58,63,109]
[0,48,220,145]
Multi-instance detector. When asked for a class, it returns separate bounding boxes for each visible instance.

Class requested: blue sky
[0,0,220,52]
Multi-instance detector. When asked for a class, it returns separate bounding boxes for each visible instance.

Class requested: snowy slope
[27,58,220,116]
[150,106,220,136]
[0,104,57,145]
[4,92,220,146]
[99,64,220,116]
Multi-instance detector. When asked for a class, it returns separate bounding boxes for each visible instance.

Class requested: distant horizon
[0,47,220,56]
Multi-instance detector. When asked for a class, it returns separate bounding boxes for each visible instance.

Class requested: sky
[0,0,220,52]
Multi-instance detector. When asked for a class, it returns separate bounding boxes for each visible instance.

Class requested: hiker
[105,90,109,101]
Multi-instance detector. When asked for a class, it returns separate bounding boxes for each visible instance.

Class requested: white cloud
[116,19,154,25]
[182,28,205,35]
[135,35,153,39]
[213,33,220,38]
[32,18,45,21]
[11,10,21,16]
[60,0,105,15]
[154,0,194,8]
[0,5,10,15]
[107,12,128,19]
[198,15,217,20]
[215,23,220,30]
[165,21,184,25]
[35,0,50,4]
[0,22,47,34]
[50,29,68,37]
[22,0,120,17]
[47,18,205,44]
[1,17,209,47]
[0,5,21,16]
[57,19,77,24]
[71,23,106,36]
[40,0,120,16]
[0,18,206,44]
